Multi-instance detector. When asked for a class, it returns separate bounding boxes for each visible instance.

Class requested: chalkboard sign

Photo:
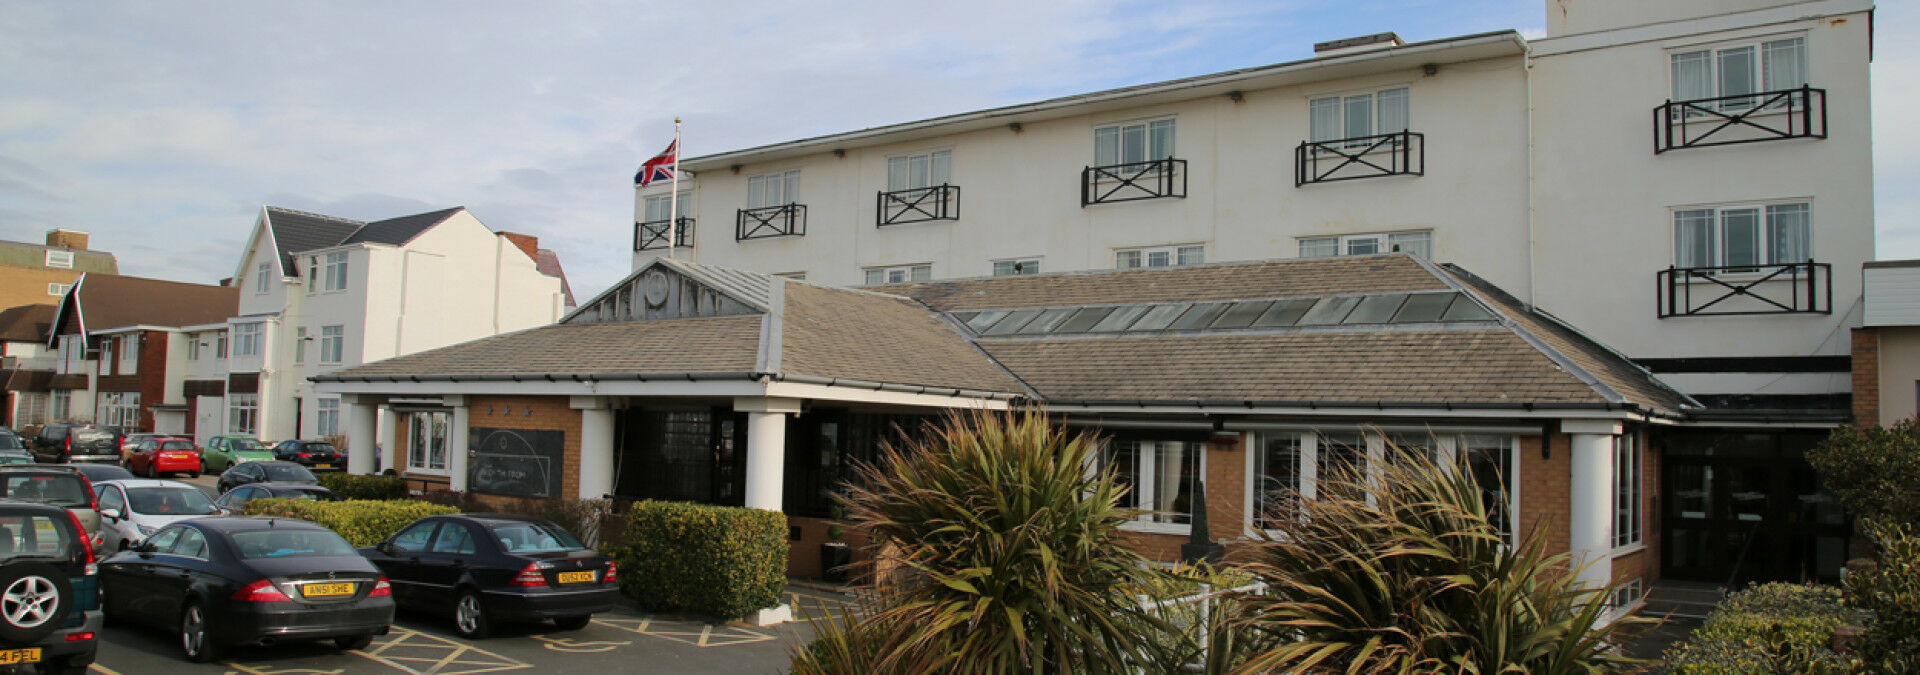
[468,427,565,498]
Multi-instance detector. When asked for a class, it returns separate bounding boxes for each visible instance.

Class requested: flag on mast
[634,140,677,186]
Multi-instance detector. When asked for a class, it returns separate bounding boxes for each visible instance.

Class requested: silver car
[90,479,225,552]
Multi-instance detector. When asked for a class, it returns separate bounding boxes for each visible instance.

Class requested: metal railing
[1654,86,1826,153]
[1295,131,1424,186]
[1657,260,1831,318]
[877,184,960,226]
[633,217,695,251]
[735,204,806,241]
[1082,158,1187,206]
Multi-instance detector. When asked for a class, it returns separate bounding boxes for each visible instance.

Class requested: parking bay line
[348,627,530,675]
[589,617,775,648]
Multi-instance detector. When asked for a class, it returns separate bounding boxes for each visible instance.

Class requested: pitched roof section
[0,305,54,343]
[264,207,362,274]
[66,274,238,334]
[534,249,577,308]
[319,317,764,380]
[779,283,1028,395]
[340,207,465,246]
[879,256,1450,312]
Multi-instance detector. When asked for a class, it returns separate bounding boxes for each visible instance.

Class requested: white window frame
[643,192,692,222]
[215,333,227,359]
[1672,201,1811,269]
[321,252,348,292]
[118,334,137,374]
[1670,35,1807,110]
[49,391,70,421]
[293,327,307,364]
[1614,431,1644,550]
[1244,428,1520,546]
[187,334,200,361]
[227,393,258,436]
[44,250,73,269]
[1299,230,1433,259]
[864,264,931,285]
[747,170,801,209]
[46,283,70,296]
[231,323,261,358]
[1310,86,1410,144]
[1115,244,1204,270]
[992,258,1041,277]
[1093,118,1175,169]
[315,398,340,437]
[97,340,111,376]
[1102,438,1204,534]
[98,392,140,429]
[407,410,451,474]
[887,150,952,192]
[319,325,344,364]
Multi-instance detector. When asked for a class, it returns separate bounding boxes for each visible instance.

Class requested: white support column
[572,396,617,500]
[378,406,397,474]
[446,395,470,493]
[1564,419,1622,592]
[343,394,380,475]
[735,396,802,512]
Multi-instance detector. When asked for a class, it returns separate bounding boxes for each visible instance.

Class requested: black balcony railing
[736,204,806,240]
[1295,131,1424,187]
[633,217,695,251]
[877,184,960,226]
[1657,260,1831,318]
[1654,86,1827,153]
[1081,158,1187,206]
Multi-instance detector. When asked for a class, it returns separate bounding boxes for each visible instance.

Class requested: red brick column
[1852,327,1881,426]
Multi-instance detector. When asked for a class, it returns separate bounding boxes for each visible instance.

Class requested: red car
[127,437,204,478]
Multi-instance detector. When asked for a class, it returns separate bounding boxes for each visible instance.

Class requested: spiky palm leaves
[1232,446,1645,674]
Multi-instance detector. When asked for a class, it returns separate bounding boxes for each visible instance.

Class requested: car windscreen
[125,487,219,516]
[231,529,358,559]
[305,443,338,453]
[261,464,316,482]
[489,522,585,553]
[1,475,90,508]
[158,441,195,451]
[0,514,77,561]
[228,438,265,451]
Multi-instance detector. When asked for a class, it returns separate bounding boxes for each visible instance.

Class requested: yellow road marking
[88,665,121,675]
[527,634,630,653]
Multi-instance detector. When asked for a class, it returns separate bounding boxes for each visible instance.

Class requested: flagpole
[666,118,682,260]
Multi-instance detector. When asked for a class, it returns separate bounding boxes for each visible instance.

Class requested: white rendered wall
[1547,0,1833,38]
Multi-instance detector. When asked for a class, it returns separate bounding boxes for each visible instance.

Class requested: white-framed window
[1299,230,1432,259]
[864,264,931,285]
[992,259,1041,277]
[319,325,344,364]
[44,250,73,269]
[1094,119,1175,168]
[408,411,451,473]
[255,262,271,294]
[1116,244,1204,269]
[118,334,137,374]
[1673,202,1810,268]
[50,391,70,421]
[98,392,140,429]
[1311,87,1409,143]
[315,399,340,437]
[186,333,198,361]
[1614,431,1643,548]
[1252,433,1303,530]
[643,192,692,222]
[1610,578,1646,610]
[46,283,70,296]
[228,393,258,435]
[1247,430,1518,544]
[97,340,111,375]
[231,323,261,358]
[1102,438,1200,530]
[321,252,348,292]
[887,150,952,192]
[293,327,307,364]
[1671,37,1806,107]
[215,333,227,359]
[747,170,801,209]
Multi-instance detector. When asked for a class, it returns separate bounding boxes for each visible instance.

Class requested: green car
[202,435,274,472]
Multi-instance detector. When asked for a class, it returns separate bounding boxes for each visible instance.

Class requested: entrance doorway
[1661,430,1848,584]
[614,407,747,506]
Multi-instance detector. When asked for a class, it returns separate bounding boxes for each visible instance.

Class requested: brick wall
[1519,433,1571,556]
[1853,327,1881,425]
[137,330,167,431]
[394,397,587,497]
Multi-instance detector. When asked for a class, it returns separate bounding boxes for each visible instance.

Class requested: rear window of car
[262,464,316,482]
[159,441,195,451]
[72,429,116,443]
[0,514,77,561]
[1,475,91,508]
[489,522,585,553]
[306,443,338,453]
[227,438,265,451]
[126,488,219,516]
[231,529,358,559]
[0,436,21,450]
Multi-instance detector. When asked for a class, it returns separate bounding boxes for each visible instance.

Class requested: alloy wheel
[456,594,482,634]
[2,575,57,628]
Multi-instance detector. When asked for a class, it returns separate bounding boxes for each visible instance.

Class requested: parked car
[125,438,203,479]
[118,433,167,463]
[92,479,224,552]
[58,464,134,485]
[100,517,393,662]
[214,484,343,512]
[31,425,122,464]
[202,436,274,473]
[0,499,101,674]
[271,440,344,472]
[360,514,617,638]
[217,461,319,494]
[0,434,32,465]
[0,467,100,546]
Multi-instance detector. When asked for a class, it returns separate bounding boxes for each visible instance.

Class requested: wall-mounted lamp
[831,149,846,158]
[729,164,742,174]
[524,406,533,417]
[1007,122,1023,133]
[1422,63,1440,76]
[1226,90,1244,102]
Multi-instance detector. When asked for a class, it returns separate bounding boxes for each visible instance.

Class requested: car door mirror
[374,541,393,555]
[135,541,157,554]
[99,508,121,520]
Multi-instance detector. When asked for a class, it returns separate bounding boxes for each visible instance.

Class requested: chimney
[499,232,539,261]
[1313,32,1404,58]
[45,229,88,250]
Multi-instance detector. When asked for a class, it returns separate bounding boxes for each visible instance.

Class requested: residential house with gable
[42,274,238,435]
[0,304,57,427]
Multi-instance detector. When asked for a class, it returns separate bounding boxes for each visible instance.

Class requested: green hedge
[243,498,459,546]
[317,473,410,501]
[1851,522,1920,669]
[1665,582,1867,674]
[604,500,787,620]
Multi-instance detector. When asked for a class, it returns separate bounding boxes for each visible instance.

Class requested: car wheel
[0,562,72,644]
[333,632,375,651]
[552,615,591,631]
[145,462,157,479]
[453,589,491,639]
[180,600,222,663]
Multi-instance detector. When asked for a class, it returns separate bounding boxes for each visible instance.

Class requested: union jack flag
[634,140,677,186]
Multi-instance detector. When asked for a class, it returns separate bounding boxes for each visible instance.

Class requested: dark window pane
[1015,308,1077,335]
[1089,305,1151,332]
[1297,297,1362,325]
[1054,307,1115,334]
[980,309,1043,335]
[1129,304,1191,331]
[1253,299,1316,327]
[1210,301,1273,329]
[1343,294,1407,324]
[1170,303,1230,330]
[1440,298,1495,321]
[1392,292,1457,323]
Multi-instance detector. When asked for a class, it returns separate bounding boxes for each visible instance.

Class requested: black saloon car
[215,484,342,511]
[100,517,393,662]
[360,514,617,638]
[217,461,319,494]
[270,440,344,471]
[0,500,100,674]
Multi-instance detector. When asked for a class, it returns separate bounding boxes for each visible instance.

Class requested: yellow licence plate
[303,582,356,597]
[0,648,41,665]
[313,463,333,469]
[556,570,595,584]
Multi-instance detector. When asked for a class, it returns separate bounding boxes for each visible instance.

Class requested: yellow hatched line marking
[349,627,529,675]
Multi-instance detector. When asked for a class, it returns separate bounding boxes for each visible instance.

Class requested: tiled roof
[69,274,238,333]
[534,249,576,308]
[779,283,1028,394]
[340,207,465,247]
[320,317,764,379]
[877,256,1450,311]
[0,305,54,343]
[264,207,362,274]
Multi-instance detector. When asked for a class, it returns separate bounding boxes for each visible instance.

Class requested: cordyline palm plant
[792,408,1175,673]
[1231,444,1648,674]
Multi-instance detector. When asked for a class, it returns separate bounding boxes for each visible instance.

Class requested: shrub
[1809,421,1920,529]
[604,500,787,620]
[243,498,459,546]
[1849,522,1920,669]
[1664,582,1866,674]
[318,473,409,501]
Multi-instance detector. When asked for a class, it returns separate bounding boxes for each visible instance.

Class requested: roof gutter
[309,370,1025,401]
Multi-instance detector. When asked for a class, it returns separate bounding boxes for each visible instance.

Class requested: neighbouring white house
[213,205,573,447]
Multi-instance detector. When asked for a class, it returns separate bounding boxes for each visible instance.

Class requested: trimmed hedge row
[317,473,410,501]
[1665,582,1867,673]
[604,500,787,620]
[243,498,459,546]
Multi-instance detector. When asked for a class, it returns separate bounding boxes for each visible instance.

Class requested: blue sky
[0,1,1907,299]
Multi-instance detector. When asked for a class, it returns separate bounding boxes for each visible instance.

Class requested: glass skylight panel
[1170,303,1230,330]
[1253,299,1316,327]
[1210,300,1273,329]
[1391,292,1456,323]
[964,310,1009,332]
[1343,294,1408,324]
[1128,303,1191,331]
[980,308,1043,335]
[1089,305,1151,332]
[1441,297,1496,321]
[950,311,979,325]
[1054,307,1115,333]
[1296,296,1362,325]
[1016,308,1077,335]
